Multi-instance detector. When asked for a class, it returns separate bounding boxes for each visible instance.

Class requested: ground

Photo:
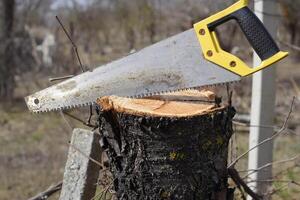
[0,59,300,199]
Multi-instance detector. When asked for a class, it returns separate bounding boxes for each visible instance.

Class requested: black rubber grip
[208,7,279,60]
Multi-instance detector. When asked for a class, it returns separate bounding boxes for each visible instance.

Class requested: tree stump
[97,89,235,200]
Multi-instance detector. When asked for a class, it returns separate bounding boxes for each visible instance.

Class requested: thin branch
[228,168,262,200]
[60,111,73,132]
[246,179,300,186]
[63,111,87,124]
[241,155,300,179]
[91,180,114,200]
[277,39,300,52]
[228,97,295,168]
[290,78,300,97]
[232,120,297,136]
[49,75,74,82]
[226,83,233,106]
[60,111,102,169]
[247,179,300,197]
[69,143,104,169]
[27,181,62,200]
[27,151,107,200]
[254,10,283,18]
[56,16,95,129]
[266,183,289,197]
[56,16,85,73]
[63,111,98,128]
[274,164,299,179]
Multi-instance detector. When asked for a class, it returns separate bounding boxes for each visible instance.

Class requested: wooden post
[97,90,235,199]
[59,128,101,200]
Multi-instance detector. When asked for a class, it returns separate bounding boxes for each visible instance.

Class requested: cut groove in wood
[97,89,224,117]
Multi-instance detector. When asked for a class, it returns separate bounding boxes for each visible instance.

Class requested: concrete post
[247,0,278,197]
[59,128,101,200]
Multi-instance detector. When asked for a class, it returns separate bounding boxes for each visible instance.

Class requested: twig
[91,180,114,200]
[248,179,300,197]
[86,105,96,129]
[228,97,295,168]
[27,181,62,200]
[49,75,74,82]
[227,83,233,106]
[241,155,300,180]
[266,183,289,197]
[290,78,300,97]
[60,111,103,172]
[278,39,300,52]
[56,16,85,73]
[69,143,104,169]
[60,111,73,132]
[229,132,238,165]
[56,16,95,128]
[63,111,98,128]
[246,179,300,186]
[232,120,297,136]
[228,168,262,200]
[274,164,299,179]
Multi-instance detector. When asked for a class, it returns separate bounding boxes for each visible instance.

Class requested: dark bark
[98,106,235,200]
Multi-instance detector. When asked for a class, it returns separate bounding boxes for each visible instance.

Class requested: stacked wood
[97,89,235,200]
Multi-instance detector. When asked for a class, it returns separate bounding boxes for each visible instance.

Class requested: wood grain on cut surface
[97,89,223,117]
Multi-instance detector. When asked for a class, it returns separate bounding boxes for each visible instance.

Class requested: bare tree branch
[60,111,74,132]
[278,39,300,52]
[228,168,262,200]
[91,180,114,200]
[246,179,300,186]
[56,16,85,73]
[266,183,289,198]
[228,97,295,168]
[232,120,297,136]
[62,111,98,128]
[27,181,62,200]
[241,155,300,180]
[69,142,104,169]
[274,164,300,179]
[49,75,74,82]
[290,78,300,97]
[27,133,107,200]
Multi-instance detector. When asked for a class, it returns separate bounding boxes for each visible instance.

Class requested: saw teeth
[31,81,239,113]
[128,80,240,99]
[31,101,95,114]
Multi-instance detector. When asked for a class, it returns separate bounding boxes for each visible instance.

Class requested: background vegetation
[0,0,300,199]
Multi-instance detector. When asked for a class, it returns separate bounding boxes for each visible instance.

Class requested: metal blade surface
[25,29,241,113]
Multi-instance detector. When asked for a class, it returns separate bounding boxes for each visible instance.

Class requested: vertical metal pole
[247,0,278,197]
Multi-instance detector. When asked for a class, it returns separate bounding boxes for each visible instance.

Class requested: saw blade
[25,29,241,113]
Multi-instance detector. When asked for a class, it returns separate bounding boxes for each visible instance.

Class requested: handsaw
[25,0,288,113]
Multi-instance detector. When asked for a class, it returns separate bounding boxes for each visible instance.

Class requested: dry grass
[0,98,92,199]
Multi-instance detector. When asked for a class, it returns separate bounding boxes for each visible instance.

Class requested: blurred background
[0,0,300,199]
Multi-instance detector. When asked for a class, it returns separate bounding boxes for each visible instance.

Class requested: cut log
[97,89,235,200]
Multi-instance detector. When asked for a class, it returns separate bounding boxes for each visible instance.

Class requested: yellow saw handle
[193,0,288,77]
